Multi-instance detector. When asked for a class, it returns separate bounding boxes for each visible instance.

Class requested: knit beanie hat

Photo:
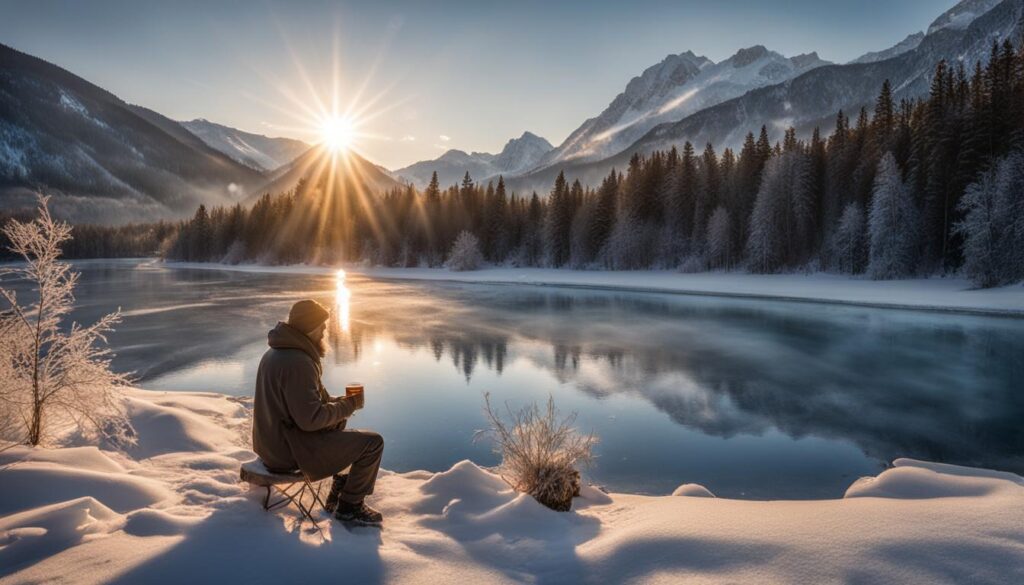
[288,299,330,334]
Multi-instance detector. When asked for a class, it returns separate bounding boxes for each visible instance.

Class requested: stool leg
[261,481,327,539]
[307,478,328,513]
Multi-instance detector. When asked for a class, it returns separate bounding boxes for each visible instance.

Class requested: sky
[1,0,957,169]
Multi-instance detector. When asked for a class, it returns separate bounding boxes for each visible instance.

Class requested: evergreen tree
[833,203,867,274]
[706,206,732,270]
[544,171,573,266]
[868,153,919,279]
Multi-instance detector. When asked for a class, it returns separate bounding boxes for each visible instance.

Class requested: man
[252,299,384,526]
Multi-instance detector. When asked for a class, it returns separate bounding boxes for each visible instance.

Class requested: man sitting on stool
[252,299,384,525]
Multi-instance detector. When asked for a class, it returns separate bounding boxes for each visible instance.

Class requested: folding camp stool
[240,458,328,534]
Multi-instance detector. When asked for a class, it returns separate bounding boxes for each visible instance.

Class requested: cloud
[439,135,451,142]
[400,135,416,142]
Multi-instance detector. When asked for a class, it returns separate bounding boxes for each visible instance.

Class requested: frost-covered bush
[0,196,132,447]
[446,230,484,271]
[477,393,596,512]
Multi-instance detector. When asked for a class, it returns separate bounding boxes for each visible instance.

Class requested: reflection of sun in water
[335,269,350,333]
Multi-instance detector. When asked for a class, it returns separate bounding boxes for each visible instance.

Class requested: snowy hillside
[1,387,1022,584]
[180,119,309,172]
[394,131,552,189]
[538,47,829,167]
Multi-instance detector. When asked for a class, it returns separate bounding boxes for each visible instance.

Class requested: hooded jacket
[252,322,358,480]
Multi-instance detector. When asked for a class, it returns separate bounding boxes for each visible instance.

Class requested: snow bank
[671,483,716,497]
[1,388,1022,584]
[162,261,1024,316]
[845,458,1024,499]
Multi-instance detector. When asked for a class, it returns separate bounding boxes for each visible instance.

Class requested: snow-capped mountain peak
[493,131,554,175]
[730,45,771,67]
[537,46,830,167]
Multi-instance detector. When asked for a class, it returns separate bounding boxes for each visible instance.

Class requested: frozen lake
[42,259,1024,498]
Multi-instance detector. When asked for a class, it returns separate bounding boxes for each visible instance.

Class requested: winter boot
[334,499,383,526]
[324,473,348,513]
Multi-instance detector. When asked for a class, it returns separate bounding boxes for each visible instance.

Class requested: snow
[1,387,1022,584]
[162,261,1024,316]
[671,484,716,498]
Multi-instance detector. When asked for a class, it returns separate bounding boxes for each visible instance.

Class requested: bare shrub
[0,196,133,447]
[477,393,597,511]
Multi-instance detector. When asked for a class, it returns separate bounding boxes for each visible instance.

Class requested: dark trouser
[336,430,384,504]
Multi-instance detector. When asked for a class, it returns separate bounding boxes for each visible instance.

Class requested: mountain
[927,0,1004,34]
[180,119,309,172]
[509,0,1023,195]
[0,43,265,223]
[492,131,554,175]
[253,144,401,202]
[851,32,925,64]
[393,131,552,188]
[538,47,829,167]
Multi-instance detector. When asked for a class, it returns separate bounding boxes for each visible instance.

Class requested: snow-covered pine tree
[833,203,867,274]
[0,196,132,447]
[868,153,919,279]
[706,206,732,270]
[446,230,484,271]
[956,151,1024,287]
[745,152,813,273]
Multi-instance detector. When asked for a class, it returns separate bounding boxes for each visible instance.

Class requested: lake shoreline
[156,260,1024,318]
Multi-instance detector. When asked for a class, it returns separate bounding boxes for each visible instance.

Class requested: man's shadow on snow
[108,486,385,585]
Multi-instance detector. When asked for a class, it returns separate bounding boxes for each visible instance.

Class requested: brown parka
[252,322,364,481]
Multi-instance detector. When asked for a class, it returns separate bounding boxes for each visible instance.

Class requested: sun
[320,115,356,152]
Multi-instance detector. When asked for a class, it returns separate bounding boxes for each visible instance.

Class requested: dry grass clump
[477,393,597,511]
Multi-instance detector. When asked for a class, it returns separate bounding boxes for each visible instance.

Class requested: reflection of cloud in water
[328,279,1024,474]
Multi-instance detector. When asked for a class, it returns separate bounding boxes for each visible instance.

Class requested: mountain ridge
[393,131,552,188]
[535,45,830,169]
[180,118,309,172]
[0,42,265,222]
